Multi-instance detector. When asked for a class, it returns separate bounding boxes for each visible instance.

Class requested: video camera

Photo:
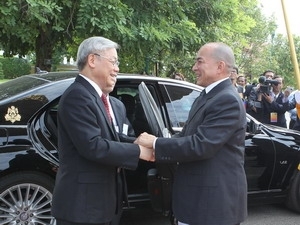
[258,76,279,94]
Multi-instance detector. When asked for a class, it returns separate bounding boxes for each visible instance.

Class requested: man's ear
[217,60,226,72]
[87,54,97,69]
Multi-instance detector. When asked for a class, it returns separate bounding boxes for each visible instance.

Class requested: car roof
[0,71,201,125]
[0,71,200,101]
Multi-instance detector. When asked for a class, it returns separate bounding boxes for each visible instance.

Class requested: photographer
[248,75,291,127]
[263,69,275,79]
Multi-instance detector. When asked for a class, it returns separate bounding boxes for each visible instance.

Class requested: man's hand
[262,93,272,103]
[134,132,157,148]
[139,145,155,162]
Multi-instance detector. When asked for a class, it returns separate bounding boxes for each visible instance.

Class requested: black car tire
[0,171,56,224]
[286,170,300,212]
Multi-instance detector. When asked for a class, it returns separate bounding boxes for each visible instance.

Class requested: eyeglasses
[93,53,120,67]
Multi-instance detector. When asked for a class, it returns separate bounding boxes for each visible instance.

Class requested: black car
[1,71,300,224]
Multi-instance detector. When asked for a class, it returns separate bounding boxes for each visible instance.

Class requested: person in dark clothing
[51,36,154,225]
[248,75,293,127]
[135,42,247,225]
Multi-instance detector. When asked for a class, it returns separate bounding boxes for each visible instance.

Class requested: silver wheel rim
[0,183,56,225]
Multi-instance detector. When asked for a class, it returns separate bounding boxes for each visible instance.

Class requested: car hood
[261,123,300,137]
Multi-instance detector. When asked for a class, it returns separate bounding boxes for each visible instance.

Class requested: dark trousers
[56,173,124,225]
[290,119,296,129]
[111,172,123,225]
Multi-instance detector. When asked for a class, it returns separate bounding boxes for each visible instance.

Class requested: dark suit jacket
[155,79,247,225]
[267,92,289,127]
[51,75,140,224]
[110,96,136,143]
[235,84,244,94]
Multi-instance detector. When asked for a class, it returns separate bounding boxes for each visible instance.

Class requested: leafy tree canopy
[1,0,298,85]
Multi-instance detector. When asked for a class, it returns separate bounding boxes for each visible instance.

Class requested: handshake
[134,132,157,162]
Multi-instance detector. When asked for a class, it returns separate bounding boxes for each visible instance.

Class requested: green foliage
[267,35,300,88]
[0,58,31,79]
[1,0,299,84]
[0,0,66,55]
[76,0,132,35]
[233,7,278,80]
[0,0,75,71]
[0,61,4,79]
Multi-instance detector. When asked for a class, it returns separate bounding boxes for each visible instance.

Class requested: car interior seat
[45,108,58,145]
[132,94,152,136]
[118,94,136,124]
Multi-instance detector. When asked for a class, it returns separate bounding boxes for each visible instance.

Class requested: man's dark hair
[273,75,284,83]
[233,66,239,74]
[263,70,275,76]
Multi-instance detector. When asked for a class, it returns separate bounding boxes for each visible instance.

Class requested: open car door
[138,82,171,138]
[138,82,174,216]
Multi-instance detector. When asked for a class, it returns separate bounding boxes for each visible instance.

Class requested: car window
[0,72,77,101]
[163,85,200,127]
[111,84,156,136]
[0,77,49,100]
[111,86,138,125]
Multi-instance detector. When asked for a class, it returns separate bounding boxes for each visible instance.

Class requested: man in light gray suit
[135,42,247,225]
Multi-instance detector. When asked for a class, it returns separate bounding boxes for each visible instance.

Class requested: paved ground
[120,203,300,225]
[241,204,300,225]
[120,203,169,225]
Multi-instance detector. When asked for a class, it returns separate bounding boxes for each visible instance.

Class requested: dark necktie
[200,89,206,97]
[188,89,206,116]
[194,89,206,105]
[101,94,112,123]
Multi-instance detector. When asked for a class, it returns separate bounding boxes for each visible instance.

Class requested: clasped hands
[135,132,156,162]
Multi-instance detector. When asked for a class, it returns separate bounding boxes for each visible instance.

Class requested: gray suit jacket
[51,75,140,223]
[155,79,247,225]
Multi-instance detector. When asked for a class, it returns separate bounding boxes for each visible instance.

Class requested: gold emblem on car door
[4,106,21,123]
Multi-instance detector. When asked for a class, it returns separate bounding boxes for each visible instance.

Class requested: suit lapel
[276,92,284,103]
[109,98,121,141]
[110,98,122,129]
[187,79,233,122]
[188,93,207,121]
[75,75,119,141]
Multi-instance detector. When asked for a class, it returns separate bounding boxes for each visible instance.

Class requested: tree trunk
[35,29,53,72]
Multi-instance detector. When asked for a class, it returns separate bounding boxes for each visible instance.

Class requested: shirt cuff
[153,137,158,149]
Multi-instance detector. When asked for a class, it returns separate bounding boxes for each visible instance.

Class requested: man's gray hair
[76,37,119,71]
[210,42,235,73]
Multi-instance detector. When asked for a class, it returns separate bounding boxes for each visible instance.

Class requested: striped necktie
[101,94,112,123]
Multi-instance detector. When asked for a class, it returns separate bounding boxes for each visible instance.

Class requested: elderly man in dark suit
[135,42,247,225]
[51,36,154,225]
